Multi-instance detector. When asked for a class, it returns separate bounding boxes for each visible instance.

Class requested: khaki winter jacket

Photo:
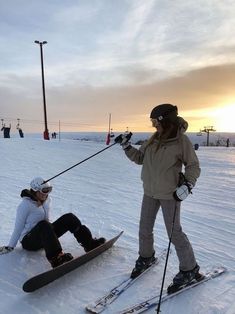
[125,122,200,200]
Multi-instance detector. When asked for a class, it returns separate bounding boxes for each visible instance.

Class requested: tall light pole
[34,40,49,140]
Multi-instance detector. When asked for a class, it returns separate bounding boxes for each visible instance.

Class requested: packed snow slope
[0,137,234,314]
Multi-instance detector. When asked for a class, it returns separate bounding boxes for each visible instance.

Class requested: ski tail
[118,266,227,314]
[86,249,169,313]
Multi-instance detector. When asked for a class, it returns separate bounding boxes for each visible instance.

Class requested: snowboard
[23,231,123,293]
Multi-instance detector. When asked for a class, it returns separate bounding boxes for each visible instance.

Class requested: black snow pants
[21,213,92,260]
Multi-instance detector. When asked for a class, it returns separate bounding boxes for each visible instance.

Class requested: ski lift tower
[201,126,216,146]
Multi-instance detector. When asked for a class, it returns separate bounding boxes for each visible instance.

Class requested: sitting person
[0,177,105,268]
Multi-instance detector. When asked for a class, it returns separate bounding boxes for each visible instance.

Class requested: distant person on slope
[115,104,201,290]
[0,177,105,268]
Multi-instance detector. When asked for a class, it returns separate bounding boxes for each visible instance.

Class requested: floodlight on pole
[34,40,49,140]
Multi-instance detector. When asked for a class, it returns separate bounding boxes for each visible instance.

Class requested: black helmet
[150,104,178,122]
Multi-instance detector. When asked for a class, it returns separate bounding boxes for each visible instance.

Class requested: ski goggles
[150,118,161,126]
[39,186,53,194]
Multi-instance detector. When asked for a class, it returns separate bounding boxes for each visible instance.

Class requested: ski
[23,231,123,292]
[86,249,168,313]
[118,266,227,314]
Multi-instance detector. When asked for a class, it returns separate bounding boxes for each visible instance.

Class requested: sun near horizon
[7,103,235,134]
[106,103,235,134]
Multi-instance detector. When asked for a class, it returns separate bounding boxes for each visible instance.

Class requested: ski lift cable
[0,116,98,127]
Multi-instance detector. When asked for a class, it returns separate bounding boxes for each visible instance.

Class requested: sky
[0,0,235,133]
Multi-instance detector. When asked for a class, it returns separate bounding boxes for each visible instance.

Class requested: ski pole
[156,201,178,314]
[43,141,117,183]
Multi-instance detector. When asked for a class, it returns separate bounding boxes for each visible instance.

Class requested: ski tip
[114,230,124,240]
[86,307,98,314]
[205,266,227,275]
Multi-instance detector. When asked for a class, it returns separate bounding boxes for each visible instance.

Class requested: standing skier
[0,177,105,268]
[116,104,201,289]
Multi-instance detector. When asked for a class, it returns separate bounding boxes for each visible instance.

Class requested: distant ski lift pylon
[16,118,20,129]
[16,118,24,138]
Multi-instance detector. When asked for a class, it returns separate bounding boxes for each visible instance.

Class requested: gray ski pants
[139,194,197,271]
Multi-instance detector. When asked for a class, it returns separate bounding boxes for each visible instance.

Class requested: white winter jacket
[8,196,51,248]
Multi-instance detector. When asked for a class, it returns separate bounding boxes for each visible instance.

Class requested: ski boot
[167,264,203,294]
[130,253,156,279]
[50,252,73,268]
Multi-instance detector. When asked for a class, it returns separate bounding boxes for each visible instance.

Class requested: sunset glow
[1,2,235,134]
[210,104,235,132]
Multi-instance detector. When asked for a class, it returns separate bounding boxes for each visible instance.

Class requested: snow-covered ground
[7,131,235,147]
[0,137,234,314]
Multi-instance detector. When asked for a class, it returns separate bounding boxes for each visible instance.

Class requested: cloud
[1,1,235,132]
[1,62,235,131]
[43,62,235,131]
[1,0,235,86]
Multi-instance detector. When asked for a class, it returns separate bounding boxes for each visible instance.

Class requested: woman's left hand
[173,182,193,201]
[0,246,14,255]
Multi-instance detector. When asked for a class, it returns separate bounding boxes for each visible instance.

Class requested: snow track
[0,138,234,313]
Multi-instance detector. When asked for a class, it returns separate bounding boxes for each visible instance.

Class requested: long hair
[146,117,180,150]
[29,189,38,201]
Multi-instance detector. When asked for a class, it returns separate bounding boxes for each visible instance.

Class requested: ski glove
[0,246,14,255]
[114,132,133,150]
[173,182,193,202]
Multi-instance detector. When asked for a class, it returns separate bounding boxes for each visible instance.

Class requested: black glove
[114,132,132,149]
[0,246,14,255]
[173,181,193,201]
